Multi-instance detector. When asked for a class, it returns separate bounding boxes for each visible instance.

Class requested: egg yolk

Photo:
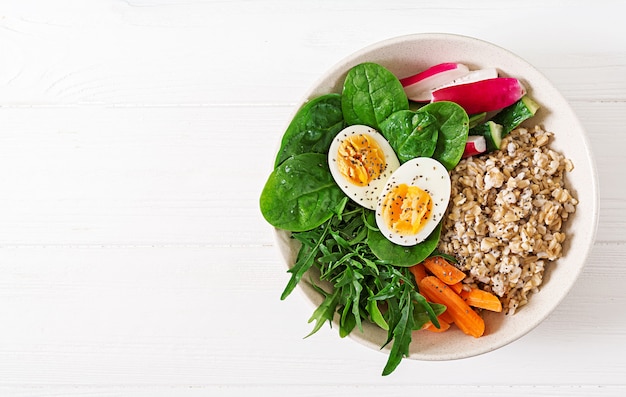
[336,134,386,186]
[381,183,433,235]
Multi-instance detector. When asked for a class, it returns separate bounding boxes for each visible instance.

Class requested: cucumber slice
[469,121,503,152]
[492,95,540,136]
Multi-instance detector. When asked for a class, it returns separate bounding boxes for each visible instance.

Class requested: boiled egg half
[328,124,400,210]
[375,157,451,246]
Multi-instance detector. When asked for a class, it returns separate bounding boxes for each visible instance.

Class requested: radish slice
[432,77,526,115]
[462,135,487,158]
[400,63,470,102]
[437,68,499,90]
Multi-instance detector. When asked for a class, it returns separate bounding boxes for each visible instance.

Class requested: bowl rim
[273,32,600,361]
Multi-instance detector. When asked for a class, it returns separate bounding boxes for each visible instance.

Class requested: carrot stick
[423,317,451,333]
[409,263,428,283]
[438,309,454,324]
[419,276,485,338]
[415,278,454,325]
[422,256,466,285]
[460,288,503,312]
[449,282,463,295]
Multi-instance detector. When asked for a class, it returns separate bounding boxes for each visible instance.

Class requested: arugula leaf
[413,301,447,330]
[306,286,340,338]
[339,306,357,338]
[382,282,415,376]
[366,288,389,331]
[411,290,440,329]
[281,220,331,300]
[287,202,446,376]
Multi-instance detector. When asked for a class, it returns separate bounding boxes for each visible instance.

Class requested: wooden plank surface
[0,1,625,395]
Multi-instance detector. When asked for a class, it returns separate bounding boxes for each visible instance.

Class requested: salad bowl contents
[260,34,598,375]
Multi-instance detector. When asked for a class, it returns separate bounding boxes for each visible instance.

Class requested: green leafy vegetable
[341,62,409,130]
[381,284,414,376]
[491,95,540,136]
[418,101,469,170]
[366,211,442,267]
[306,284,341,337]
[468,112,487,129]
[263,62,492,376]
[412,299,446,330]
[379,283,445,376]
[274,93,344,167]
[379,110,439,163]
[261,61,544,376]
[470,120,503,152]
[283,203,440,376]
[366,288,389,330]
[260,153,345,232]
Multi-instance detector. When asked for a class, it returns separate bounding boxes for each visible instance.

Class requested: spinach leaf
[274,93,344,168]
[366,212,442,267]
[341,63,409,130]
[379,110,439,163]
[418,101,469,170]
[260,153,345,232]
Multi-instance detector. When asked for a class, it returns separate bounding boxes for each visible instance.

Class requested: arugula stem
[280,220,333,300]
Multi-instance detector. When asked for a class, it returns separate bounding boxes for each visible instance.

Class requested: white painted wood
[0,0,625,395]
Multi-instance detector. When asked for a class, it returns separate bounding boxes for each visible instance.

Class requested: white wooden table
[0,1,624,395]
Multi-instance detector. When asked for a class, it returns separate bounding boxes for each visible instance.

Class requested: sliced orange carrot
[460,288,503,312]
[422,256,466,285]
[449,282,463,295]
[415,280,454,326]
[438,309,454,325]
[419,276,485,338]
[423,317,451,333]
[409,263,428,283]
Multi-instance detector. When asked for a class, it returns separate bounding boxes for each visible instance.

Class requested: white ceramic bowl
[274,33,599,360]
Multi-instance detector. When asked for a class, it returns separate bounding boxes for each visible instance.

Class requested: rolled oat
[438,126,578,314]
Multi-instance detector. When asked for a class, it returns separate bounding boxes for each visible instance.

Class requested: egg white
[328,125,400,210]
[375,157,451,246]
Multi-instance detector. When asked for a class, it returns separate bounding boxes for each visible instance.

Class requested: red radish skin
[400,63,470,102]
[462,136,487,158]
[400,63,461,86]
[432,77,526,114]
